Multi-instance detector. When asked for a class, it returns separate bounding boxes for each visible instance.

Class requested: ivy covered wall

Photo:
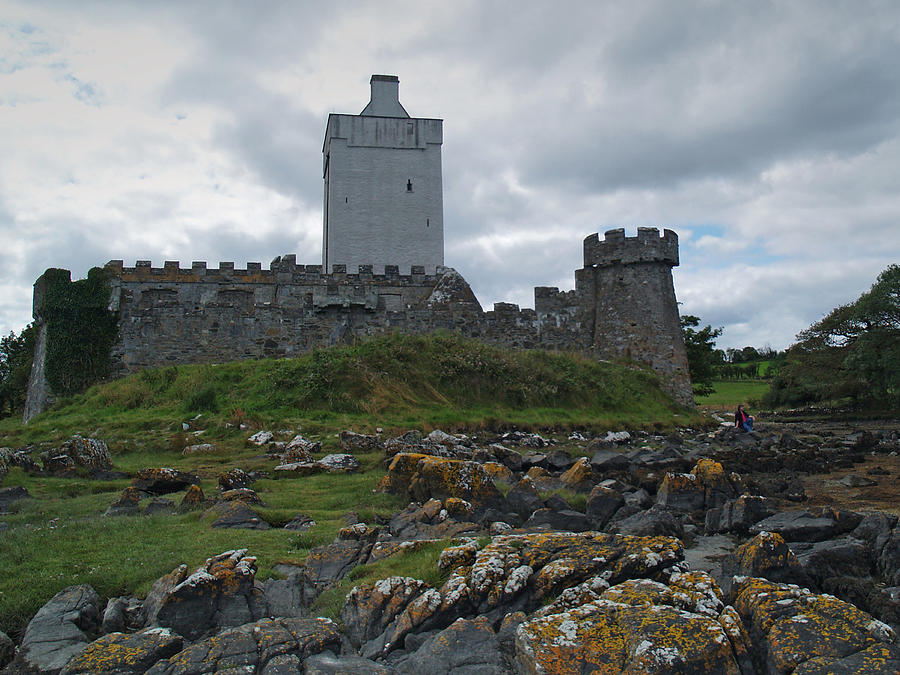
[34,267,119,396]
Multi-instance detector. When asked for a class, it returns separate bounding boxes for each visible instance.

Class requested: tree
[766,265,900,408]
[681,315,724,397]
[0,323,36,417]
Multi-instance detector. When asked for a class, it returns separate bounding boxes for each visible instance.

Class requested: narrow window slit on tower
[407,179,413,192]
[426,218,430,227]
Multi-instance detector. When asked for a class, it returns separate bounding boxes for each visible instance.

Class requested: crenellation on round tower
[583,227,679,268]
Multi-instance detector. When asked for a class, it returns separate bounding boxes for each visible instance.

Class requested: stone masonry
[24,227,693,418]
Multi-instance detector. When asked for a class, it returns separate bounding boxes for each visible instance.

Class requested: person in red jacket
[735,404,755,432]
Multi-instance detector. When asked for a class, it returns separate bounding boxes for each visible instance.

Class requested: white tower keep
[322,75,444,275]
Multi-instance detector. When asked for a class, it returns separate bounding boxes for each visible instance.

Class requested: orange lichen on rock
[382,453,433,494]
[407,456,503,507]
[482,461,515,484]
[516,595,744,675]
[732,577,898,673]
[559,457,596,491]
[59,628,182,674]
[731,531,802,578]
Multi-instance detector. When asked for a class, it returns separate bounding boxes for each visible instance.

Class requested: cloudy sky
[2,1,899,351]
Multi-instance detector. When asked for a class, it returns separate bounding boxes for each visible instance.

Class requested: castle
[23,76,692,419]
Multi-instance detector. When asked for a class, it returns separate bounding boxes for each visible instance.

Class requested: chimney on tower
[361,74,410,117]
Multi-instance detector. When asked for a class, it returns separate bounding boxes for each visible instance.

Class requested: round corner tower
[580,227,693,406]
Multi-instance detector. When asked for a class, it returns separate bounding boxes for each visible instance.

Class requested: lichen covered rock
[725,530,808,586]
[131,468,200,495]
[515,574,749,675]
[144,617,342,675]
[732,576,899,674]
[59,627,182,675]
[142,549,259,641]
[41,435,112,475]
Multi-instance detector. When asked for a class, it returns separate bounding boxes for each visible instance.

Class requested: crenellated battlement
[26,228,694,419]
[582,227,679,268]
[104,258,440,285]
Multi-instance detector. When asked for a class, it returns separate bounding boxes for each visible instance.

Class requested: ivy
[37,267,119,396]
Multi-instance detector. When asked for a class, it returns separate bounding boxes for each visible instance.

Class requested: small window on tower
[407,179,413,192]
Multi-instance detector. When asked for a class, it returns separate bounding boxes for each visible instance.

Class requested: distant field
[696,379,771,408]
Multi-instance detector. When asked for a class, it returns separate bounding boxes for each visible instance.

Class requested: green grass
[1,333,700,449]
[695,379,771,408]
[0,333,705,639]
[0,460,407,641]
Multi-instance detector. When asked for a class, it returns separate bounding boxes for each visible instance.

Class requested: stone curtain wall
[24,229,693,418]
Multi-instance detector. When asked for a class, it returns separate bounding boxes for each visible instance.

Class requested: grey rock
[143,497,175,516]
[655,472,705,512]
[543,494,573,512]
[623,488,652,509]
[839,473,878,487]
[520,452,548,471]
[879,529,900,586]
[506,479,543,521]
[704,495,776,534]
[18,584,100,675]
[544,450,574,471]
[340,576,431,653]
[613,505,684,538]
[585,486,624,528]
[287,434,323,455]
[852,512,898,554]
[131,468,200,496]
[524,508,593,532]
[181,443,216,456]
[257,573,305,619]
[301,539,373,606]
[489,445,523,472]
[339,430,383,454]
[394,617,510,674]
[248,430,274,445]
[317,453,359,472]
[101,596,143,634]
[750,510,845,542]
[284,513,316,531]
[790,537,874,583]
[589,448,630,472]
[304,651,393,674]
[209,500,270,529]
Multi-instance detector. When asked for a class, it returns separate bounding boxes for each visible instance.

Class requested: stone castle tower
[322,75,444,275]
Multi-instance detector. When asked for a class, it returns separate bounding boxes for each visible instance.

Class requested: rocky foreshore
[2,418,900,673]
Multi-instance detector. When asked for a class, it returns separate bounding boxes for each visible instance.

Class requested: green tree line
[0,324,35,418]
[765,265,899,409]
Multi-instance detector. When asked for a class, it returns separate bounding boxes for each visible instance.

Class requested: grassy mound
[0,333,701,640]
[4,332,695,446]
